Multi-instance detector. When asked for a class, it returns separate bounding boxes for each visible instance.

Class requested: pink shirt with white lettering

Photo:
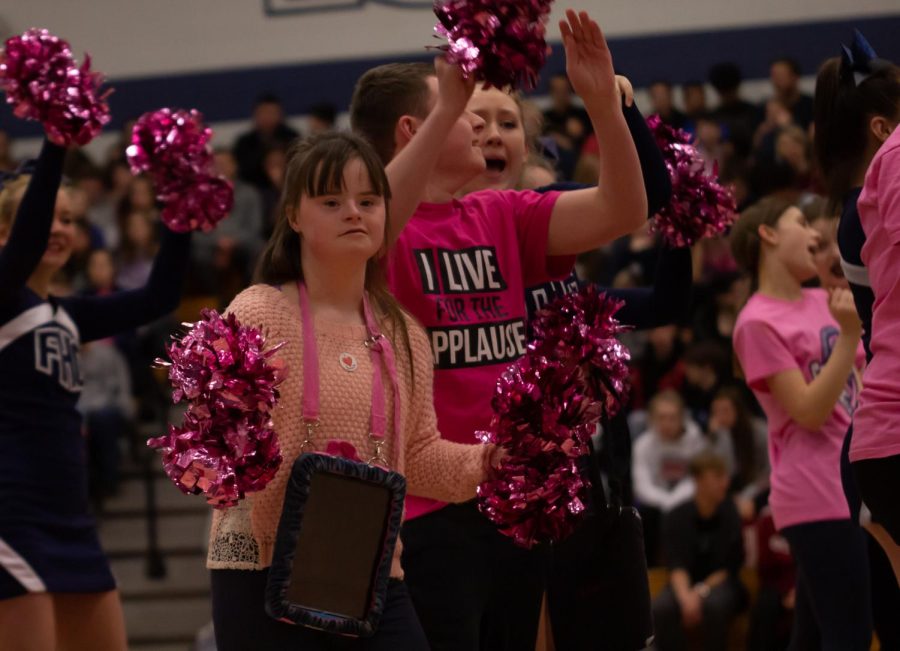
[386,189,572,520]
[733,289,863,530]
[853,128,900,461]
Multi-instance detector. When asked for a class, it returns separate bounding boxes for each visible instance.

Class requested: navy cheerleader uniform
[0,140,191,599]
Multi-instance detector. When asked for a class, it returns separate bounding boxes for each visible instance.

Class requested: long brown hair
[813,56,900,206]
[712,386,758,488]
[254,132,415,373]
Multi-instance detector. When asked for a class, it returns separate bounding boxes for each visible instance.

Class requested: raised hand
[434,56,476,118]
[828,288,862,337]
[559,9,618,111]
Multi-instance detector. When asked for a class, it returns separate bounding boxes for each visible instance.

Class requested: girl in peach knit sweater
[208,133,494,650]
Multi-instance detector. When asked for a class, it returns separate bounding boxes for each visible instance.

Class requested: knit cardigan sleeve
[401,318,491,502]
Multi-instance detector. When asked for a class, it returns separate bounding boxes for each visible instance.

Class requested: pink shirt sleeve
[876,145,900,245]
[504,190,576,285]
[733,317,799,391]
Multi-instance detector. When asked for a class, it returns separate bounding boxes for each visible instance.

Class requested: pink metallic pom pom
[159,174,234,234]
[530,286,631,417]
[477,288,630,548]
[0,28,111,146]
[647,115,738,248]
[433,0,554,90]
[478,453,588,548]
[126,109,233,233]
[150,309,287,507]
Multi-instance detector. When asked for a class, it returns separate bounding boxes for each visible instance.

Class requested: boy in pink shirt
[731,197,871,648]
[350,10,646,650]
[854,125,900,583]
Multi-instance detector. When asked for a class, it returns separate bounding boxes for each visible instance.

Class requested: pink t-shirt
[387,189,572,519]
[733,289,862,530]
[853,129,900,462]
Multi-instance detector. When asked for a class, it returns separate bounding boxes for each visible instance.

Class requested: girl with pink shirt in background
[208,132,496,650]
[731,197,871,649]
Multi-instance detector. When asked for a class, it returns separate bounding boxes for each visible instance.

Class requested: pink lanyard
[297,281,402,467]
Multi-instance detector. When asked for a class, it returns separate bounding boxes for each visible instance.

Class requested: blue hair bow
[0,159,37,192]
[841,30,890,87]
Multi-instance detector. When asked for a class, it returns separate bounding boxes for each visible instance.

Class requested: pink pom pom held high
[433,0,554,90]
[149,309,287,508]
[647,115,738,248]
[0,28,111,146]
[127,108,234,233]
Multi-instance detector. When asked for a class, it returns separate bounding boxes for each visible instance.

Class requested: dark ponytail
[813,56,900,206]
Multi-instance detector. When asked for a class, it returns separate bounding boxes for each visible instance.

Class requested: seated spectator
[775,125,813,190]
[649,80,688,129]
[652,451,746,651]
[116,209,158,290]
[754,98,795,152]
[84,248,118,297]
[306,102,337,135]
[633,390,706,561]
[260,145,288,236]
[87,159,133,249]
[693,112,729,171]
[690,270,747,349]
[233,93,299,191]
[681,341,731,429]
[747,506,795,651]
[61,196,102,292]
[682,81,708,122]
[706,386,769,518]
[542,73,591,179]
[191,149,264,304]
[709,62,763,159]
[631,325,686,411]
[768,57,814,130]
[77,340,135,505]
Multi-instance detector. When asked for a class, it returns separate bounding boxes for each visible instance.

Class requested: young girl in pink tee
[731,197,872,649]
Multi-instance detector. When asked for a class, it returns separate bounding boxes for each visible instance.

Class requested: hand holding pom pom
[0,28,111,146]
[477,287,630,548]
[127,109,233,233]
[150,309,287,507]
[433,0,553,90]
[647,115,738,248]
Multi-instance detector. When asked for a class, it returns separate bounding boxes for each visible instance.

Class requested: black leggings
[781,520,872,651]
[854,453,900,545]
[211,569,428,651]
[401,501,547,651]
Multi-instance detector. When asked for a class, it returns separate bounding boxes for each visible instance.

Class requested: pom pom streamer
[0,28,111,146]
[149,309,287,508]
[127,108,233,233]
[433,0,554,90]
[647,115,738,248]
[477,287,630,548]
